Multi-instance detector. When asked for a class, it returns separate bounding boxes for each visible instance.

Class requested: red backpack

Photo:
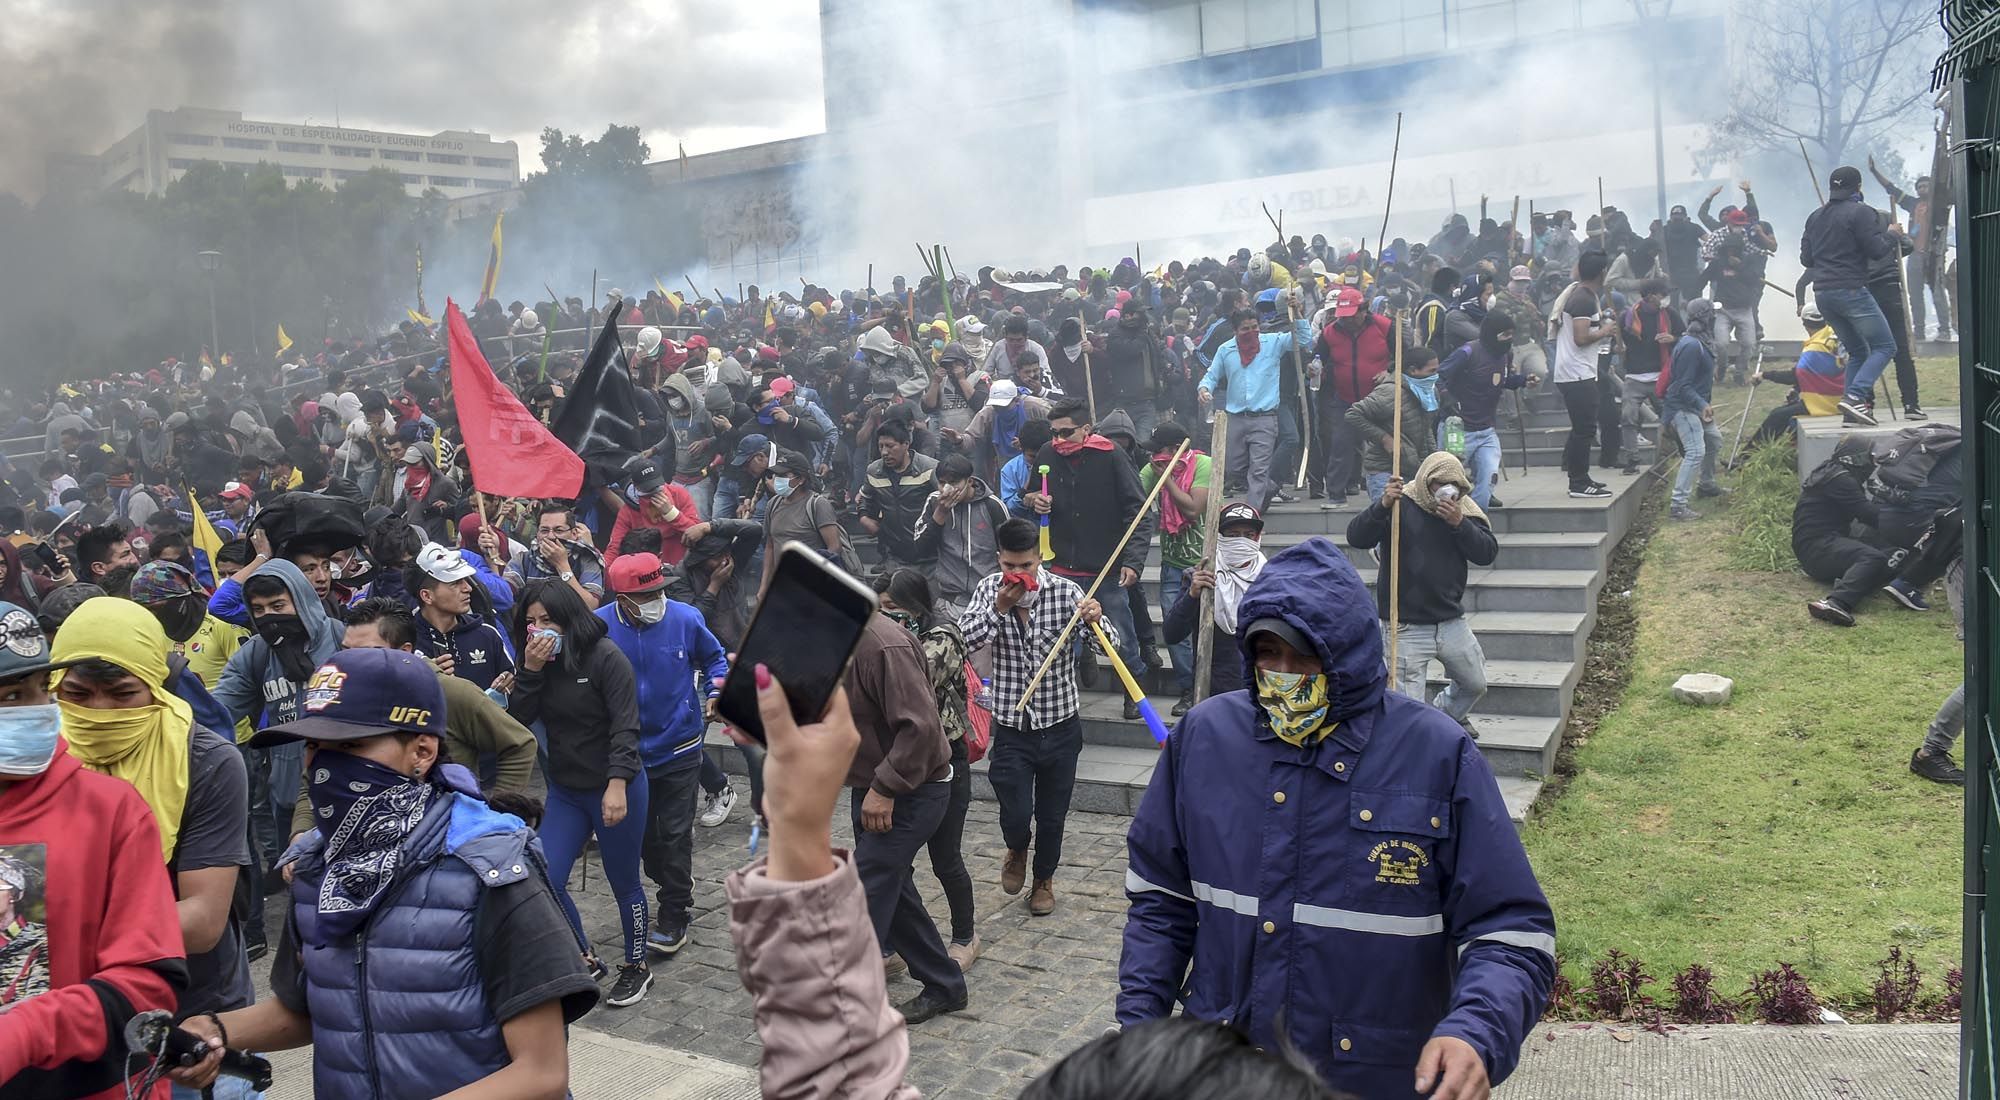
[963,661,991,764]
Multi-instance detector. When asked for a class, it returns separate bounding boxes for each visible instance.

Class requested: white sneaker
[698,786,737,828]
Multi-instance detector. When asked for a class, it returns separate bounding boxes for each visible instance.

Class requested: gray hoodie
[213,559,345,728]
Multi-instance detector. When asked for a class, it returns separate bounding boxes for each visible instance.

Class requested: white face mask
[1217,535,1263,573]
[1063,342,1083,360]
[629,597,667,625]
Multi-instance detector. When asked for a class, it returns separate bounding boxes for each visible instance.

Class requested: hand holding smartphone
[715,542,878,745]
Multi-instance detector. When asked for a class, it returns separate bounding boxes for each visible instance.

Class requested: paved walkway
[252,784,1961,1098]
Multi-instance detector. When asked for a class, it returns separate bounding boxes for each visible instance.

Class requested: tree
[1708,0,1944,168]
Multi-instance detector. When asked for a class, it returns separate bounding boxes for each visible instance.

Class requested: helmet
[518,309,538,328]
[1249,254,1271,281]
[637,326,663,357]
[1800,298,1824,325]
[779,303,806,326]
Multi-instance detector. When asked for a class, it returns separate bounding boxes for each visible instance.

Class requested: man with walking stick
[959,518,1108,918]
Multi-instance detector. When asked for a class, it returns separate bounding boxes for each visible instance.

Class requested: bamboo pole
[1192,412,1230,704]
[1017,438,1193,711]
[1388,312,1405,677]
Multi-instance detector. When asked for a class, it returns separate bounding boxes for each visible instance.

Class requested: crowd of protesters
[0,159,1964,1100]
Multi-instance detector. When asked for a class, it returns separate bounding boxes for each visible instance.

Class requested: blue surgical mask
[770,476,794,497]
[0,703,62,778]
[528,625,564,655]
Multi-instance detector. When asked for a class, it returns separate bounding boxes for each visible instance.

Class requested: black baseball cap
[1218,501,1264,532]
[0,602,77,683]
[250,648,445,747]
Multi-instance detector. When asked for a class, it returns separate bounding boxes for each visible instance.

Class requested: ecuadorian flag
[186,487,227,591]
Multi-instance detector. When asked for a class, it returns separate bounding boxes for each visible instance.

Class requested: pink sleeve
[727,853,922,1100]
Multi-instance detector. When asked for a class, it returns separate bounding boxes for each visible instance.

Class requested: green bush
[1724,443,1803,573]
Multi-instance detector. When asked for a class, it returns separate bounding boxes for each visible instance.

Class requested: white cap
[959,316,986,335]
[416,543,477,584]
[986,379,1021,407]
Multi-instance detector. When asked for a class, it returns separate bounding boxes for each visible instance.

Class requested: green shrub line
[1722,442,1804,574]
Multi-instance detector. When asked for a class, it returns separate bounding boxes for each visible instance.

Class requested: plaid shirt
[959,568,1118,731]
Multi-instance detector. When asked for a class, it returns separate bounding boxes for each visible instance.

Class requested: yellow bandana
[1255,668,1334,747]
[51,597,194,862]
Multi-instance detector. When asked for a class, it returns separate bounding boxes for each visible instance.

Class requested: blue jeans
[1073,579,1142,675]
[1669,411,1720,509]
[1365,471,1391,503]
[1815,286,1896,402]
[1159,564,1193,694]
[1462,427,1501,509]
[542,779,652,966]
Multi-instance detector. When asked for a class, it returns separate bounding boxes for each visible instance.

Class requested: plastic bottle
[1443,414,1467,458]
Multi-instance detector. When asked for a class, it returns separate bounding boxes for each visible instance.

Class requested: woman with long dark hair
[507,579,654,1007]
[876,568,978,968]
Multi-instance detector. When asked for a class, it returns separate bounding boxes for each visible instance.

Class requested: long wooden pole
[1081,336,1099,423]
[1192,412,1230,704]
[1288,297,1312,488]
[1388,312,1405,677]
[1018,438,1193,711]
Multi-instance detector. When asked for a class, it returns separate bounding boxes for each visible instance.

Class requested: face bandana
[1404,372,1440,411]
[1212,536,1266,634]
[306,749,437,942]
[156,594,207,644]
[254,612,317,683]
[1254,668,1333,747]
[0,704,62,777]
[1001,569,1042,609]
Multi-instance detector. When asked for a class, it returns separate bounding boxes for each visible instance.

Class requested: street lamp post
[197,250,221,365]
[1633,0,1676,222]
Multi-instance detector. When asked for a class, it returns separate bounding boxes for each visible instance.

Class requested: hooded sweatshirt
[1346,453,1499,624]
[0,745,185,1100]
[1800,180,1893,291]
[1437,314,1529,433]
[212,559,345,729]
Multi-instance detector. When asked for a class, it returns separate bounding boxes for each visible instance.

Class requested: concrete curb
[1500,1023,1957,1099]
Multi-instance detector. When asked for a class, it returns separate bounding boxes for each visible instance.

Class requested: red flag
[445,298,584,499]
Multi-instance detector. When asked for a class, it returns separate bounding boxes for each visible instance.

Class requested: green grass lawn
[1522,355,1967,1010]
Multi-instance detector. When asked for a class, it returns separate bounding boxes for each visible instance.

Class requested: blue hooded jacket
[595,600,728,774]
[1118,538,1555,1097]
[212,559,346,727]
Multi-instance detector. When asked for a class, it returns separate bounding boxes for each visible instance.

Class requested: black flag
[552,302,644,481]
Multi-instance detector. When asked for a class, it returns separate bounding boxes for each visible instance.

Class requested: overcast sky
[0,0,827,195]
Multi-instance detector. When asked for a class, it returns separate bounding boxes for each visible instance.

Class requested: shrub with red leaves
[1746,963,1819,1024]
[1584,949,1655,1020]
[1669,963,1738,1023]
[1870,947,1923,1022]
[1921,966,1963,1022]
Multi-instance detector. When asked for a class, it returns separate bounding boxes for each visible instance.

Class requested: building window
[428,175,469,187]
[427,153,466,165]
[399,173,423,184]
[473,156,512,168]
[168,133,216,146]
[221,137,269,151]
[330,145,374,158]
[381,149,421,162]
[281,165,323,178]
[333,168,365,181]
[168,157,201,170]
[275,141,323,154]
[475,178,514,189]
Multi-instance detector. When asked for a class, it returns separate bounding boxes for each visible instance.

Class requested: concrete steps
[729,467,1651,828]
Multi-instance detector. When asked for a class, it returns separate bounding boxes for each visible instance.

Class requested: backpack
[1866,424,1962,505]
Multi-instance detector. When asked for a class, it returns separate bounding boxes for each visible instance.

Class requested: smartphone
[715,541,879,744]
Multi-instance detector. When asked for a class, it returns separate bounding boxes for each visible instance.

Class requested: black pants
[1752,400,1807,447]
[850,782,965,1002]
[1127,573,1158,654]
[1319,394,1361,500]
[1797,534,1893,608]
[1868,279,1920,408]
[1558,379,1599,487]
[1881,506,1963,589]
[1596,370,1625,466]
[641,765,701,928]
[926,738,976,944]
[988,715,1083,881]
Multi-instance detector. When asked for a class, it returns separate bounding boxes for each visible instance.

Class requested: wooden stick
[1081,338,1099,423]
[1193,412,1229,704]
[1507,196,1521,269]
[1800,139,1826,204]
[1288,297,1312,488]
[1595,178,1606,248]
[1388,312,1405,677]
[1375,114,1404,274]
[1017,438,1192,711]
[685,275,702,302]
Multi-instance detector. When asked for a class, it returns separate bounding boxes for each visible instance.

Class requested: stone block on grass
[1672,672,1733,706]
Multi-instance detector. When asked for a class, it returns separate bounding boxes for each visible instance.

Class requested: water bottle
[1443,415,1467,458]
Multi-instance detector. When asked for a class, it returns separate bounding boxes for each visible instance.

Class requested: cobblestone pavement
[562,779,1127,1099]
